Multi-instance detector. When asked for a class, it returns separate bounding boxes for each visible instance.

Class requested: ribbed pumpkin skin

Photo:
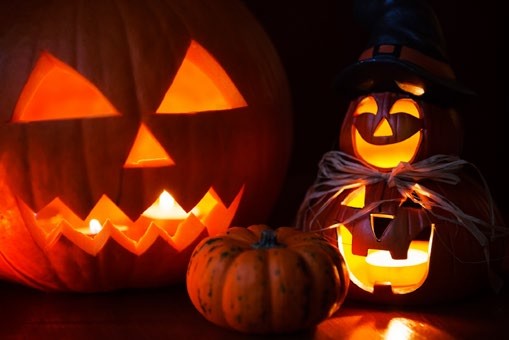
[0,0,292,291]
[186,225,349,334]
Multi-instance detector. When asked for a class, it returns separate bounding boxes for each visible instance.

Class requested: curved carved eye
[156,40,247,114]
[353,96,377,117]
[12,52,119,122]
[389,98,421,118]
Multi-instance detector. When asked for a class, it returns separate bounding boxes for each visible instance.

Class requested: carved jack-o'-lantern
[0,0,292,292]
[339,92,462,169]
[297,0,508,304]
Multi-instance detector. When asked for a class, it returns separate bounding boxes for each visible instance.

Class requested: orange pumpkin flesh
[186,225,350,334]
[0,0,292,292]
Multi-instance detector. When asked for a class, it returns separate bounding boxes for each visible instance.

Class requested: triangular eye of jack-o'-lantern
[0,0,292,292]
[297,0,508,305]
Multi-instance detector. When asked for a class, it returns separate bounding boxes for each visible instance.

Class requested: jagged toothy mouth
[336,224,434,294]
[16,186,244,255]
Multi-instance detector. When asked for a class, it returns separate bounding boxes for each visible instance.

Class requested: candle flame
[141,190,189,220]
[159,190,175,211]
[89,219,102,235]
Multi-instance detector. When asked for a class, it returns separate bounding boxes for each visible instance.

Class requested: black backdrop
[240,0,504,227]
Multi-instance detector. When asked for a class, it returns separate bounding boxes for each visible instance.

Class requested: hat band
[358,44,456,80]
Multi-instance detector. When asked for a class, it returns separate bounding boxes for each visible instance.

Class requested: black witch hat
[335,0,475,102]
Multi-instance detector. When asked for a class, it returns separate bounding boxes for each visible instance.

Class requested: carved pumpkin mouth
[336,224,434,294]
[353,127,422,169]
[16,186,243,255]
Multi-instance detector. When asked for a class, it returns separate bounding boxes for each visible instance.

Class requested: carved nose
[124,123,175,168]
[373,118,393,137]
[370,214,393,241]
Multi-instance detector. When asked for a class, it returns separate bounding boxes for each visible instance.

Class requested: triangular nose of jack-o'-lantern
[373,118,392,137]
[124,123,175,168]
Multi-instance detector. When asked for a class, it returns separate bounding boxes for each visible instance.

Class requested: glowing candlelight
[140,190,192,234]
[365,247,429,288]
[88,219,102,234]
[74,219,128,236]
[142,190,189,220]
[73,219,102,236]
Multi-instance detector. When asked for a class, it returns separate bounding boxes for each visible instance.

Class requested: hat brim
[334,57,476,102]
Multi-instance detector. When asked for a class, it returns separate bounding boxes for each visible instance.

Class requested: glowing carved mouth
[17,186,244,255]
[353,128,422,169]
[336,224,434,294]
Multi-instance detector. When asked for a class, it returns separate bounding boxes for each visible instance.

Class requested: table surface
[0,279,507,340]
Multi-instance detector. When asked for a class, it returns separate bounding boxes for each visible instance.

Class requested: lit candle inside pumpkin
[141,190,196,234]
[76,218,128,236]
[88,219,102,234]
[365,242,429,288]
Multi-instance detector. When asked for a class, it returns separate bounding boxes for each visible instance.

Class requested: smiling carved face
[339,82,463,170]
[8,44,247,236]
[327,82,492,303]
[0,0,292,292]
[350,93,423,169]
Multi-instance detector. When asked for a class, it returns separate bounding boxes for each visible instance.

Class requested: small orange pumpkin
[186,225,349,334]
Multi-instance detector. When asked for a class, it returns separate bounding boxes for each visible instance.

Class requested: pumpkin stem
[252,229,284,249]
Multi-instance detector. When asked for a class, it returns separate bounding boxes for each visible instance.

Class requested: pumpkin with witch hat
[297,0,508,304]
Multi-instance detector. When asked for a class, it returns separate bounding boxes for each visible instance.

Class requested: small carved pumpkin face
[336,182,434,296]
[339,82,463,170]
[349,93,423,169]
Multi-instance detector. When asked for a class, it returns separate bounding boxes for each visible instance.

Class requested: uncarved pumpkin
[186,225,349,334]
[0,0,292,292]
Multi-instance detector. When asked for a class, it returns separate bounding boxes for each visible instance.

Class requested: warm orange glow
[354,96,377,116]
[13,52,119,122]
[373,118,393,137]
[89,219,102,235]
[336,225,433,294]
[389,98,421,118]
[341,185,366,208]
[370,213,394,239]
[354,128,422,169]
[156,40,247,114]
[124,123,175,168]
[366,248,429,287]
[141,190,190,233]
[25,186,244,255]
[396,81,425,96]
[385,318,414,340]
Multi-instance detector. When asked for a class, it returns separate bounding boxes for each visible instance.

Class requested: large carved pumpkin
[0,0,292,292]
[297,0,508,304]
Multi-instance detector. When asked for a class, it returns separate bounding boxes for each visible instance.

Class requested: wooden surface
[0,280,506,339]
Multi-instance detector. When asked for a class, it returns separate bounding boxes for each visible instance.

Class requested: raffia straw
[296,151,508,292]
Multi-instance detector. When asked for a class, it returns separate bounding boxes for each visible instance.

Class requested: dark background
[239,0,504,227]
